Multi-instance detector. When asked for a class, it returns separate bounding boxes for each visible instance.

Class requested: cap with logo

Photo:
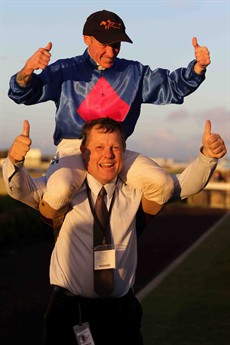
[83,10,133,45]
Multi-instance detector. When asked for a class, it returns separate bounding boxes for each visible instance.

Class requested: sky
[0,0,229,161]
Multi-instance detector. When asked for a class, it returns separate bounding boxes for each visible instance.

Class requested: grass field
[1,179,230,344]
[0,166,49,248]
[0,195,46,248]
[141,212,230,345]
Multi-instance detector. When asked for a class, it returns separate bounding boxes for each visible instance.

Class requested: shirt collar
[86,173,117,199]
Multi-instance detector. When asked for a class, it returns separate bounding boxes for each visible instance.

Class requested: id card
[73,322,95,345]
[94,244,116,270]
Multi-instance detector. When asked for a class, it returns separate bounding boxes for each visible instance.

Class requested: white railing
[188,181,230,209]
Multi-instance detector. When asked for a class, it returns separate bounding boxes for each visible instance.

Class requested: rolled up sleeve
[170,153,217,201]
[2,157,46,209]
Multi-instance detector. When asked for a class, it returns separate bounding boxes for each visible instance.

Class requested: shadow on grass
[0,195,47,249]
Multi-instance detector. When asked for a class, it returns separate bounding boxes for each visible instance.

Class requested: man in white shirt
[2,118,226,345]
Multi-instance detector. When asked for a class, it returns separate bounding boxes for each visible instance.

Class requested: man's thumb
[22,120,30,137]
[192,37,199,48]
[44,42,52,51]
[204,119,211,136]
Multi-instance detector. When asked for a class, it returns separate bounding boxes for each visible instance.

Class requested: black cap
[83,10,133,44]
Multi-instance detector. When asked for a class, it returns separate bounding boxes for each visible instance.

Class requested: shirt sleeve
[8,60,62,105]
[169,152,218,202]
[8,73,44,105]
[2,157,46,209]
[142,60,205,105]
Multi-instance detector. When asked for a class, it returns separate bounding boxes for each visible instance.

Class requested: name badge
[73,322,95,345]
[94,244,116,270]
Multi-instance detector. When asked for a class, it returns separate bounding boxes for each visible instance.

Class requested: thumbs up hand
[192,37,211,74]
[16,42,52,87]
[202,120,226,159]
[24,41,52,73]
[8,120,32,164]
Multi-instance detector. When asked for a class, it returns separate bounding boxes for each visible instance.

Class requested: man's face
[84,36,121,69]
[81,126,125,185]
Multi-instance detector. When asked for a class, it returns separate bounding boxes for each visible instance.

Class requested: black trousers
[43,286,143,345]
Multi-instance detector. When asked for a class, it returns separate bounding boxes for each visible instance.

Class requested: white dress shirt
[50,174,141,297]
[2,153,217,297]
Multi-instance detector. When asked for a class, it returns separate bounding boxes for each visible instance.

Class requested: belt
[53,285,134,302]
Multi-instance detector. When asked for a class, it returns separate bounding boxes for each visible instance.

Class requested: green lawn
[0,195,45,248]
[141,212,230,345]
[1,192,230,344]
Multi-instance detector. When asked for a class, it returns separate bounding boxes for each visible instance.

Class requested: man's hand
[16,42,52,86]
[192,37,211,74]
[8,120,32,164]
[202,120,226,159]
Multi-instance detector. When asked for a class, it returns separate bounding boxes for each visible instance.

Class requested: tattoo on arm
[16,72,32,87]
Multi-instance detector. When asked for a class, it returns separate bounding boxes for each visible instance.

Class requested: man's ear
[80,144,88,164]
[83,35,91,46]
[80,143,84,154]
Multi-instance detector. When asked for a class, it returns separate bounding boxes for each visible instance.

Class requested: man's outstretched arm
[142,119,226,214]
[2,120,46,209]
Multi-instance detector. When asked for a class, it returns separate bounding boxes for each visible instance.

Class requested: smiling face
[81,124,125,185]
[84,36,121,69]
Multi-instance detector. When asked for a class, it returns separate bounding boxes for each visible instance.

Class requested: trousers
[43,285,143,345]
